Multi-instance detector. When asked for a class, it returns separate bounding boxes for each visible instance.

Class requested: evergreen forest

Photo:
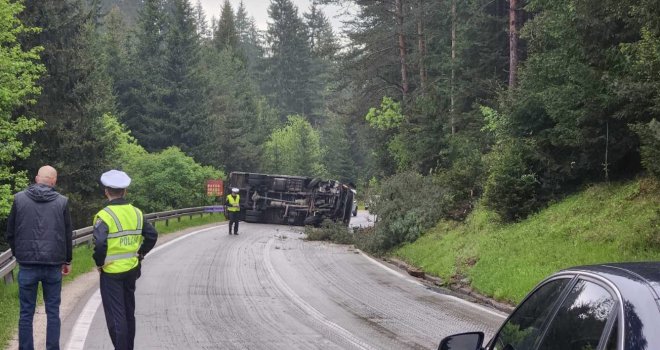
[1,0,659,251]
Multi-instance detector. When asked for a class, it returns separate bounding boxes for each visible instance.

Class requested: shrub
[433,136,485,220]
[631,119,660,179]
[483,140,543,221]
[366,172,446,253]
[304,221,354,245]
[103,115,224,213]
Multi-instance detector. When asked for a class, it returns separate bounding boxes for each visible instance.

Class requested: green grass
[395,178,660,304]
[0,212,225,348]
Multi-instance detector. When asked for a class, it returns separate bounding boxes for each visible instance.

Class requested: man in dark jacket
[5,165,73,350]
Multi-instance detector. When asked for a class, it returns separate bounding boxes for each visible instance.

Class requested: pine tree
[120,0,170,152]
[213,0,238,51]
[304,3,339,60]
[194,0,211,39]
[18,0,118,225]
[320,116,356,183]
[161,0,208,158]
[265,0,320,121]
[235,3,264,79]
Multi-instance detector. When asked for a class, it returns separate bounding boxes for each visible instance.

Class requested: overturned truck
[228,172,354,226]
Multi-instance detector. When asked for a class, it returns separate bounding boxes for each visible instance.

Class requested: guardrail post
[4,270,14,285]
[165,219,169,227]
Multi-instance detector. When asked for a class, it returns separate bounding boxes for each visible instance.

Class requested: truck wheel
[244,209,262,223]
[307,178,321,189]
[245,214,261,223]
[304,215,322,226]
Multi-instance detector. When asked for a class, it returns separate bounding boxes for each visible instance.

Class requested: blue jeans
[18,264,62,350]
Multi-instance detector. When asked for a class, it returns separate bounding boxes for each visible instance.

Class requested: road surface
[67,212,504,349]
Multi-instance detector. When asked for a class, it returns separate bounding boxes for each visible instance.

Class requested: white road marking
[64,225,224,350]
[264,237,378,350]
[65,290,101,350]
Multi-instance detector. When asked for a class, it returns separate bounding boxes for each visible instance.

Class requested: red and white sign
[206,179,224,196]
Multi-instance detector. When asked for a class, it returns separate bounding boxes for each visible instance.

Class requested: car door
[488,277,573,350]
[488,275,620,350]
[535,277,619,350]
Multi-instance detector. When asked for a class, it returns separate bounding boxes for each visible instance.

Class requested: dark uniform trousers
[100,265,140,350]
[227,211,239,234]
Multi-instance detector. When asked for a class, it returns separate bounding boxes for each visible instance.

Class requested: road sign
[206,179,224,196]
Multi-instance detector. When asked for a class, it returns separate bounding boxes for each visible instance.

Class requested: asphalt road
[73,212,504,349]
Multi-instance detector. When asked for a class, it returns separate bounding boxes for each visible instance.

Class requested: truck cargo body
[228,172,354,226]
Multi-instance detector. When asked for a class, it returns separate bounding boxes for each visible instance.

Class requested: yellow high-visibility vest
[94,204,143,273]
[227,194,240,212]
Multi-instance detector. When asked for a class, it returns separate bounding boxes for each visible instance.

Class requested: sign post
[205,179,225,214]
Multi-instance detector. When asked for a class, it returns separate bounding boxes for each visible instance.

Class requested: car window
[490,278,571,350]
[538,279,616,350]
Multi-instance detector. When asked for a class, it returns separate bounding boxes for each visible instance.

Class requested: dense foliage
[2,0,660,250]
[103,115,223,213]
[262,115,326,177]
[0,0,44,218]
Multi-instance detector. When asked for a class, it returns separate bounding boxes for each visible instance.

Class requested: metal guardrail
[0,206,224,285]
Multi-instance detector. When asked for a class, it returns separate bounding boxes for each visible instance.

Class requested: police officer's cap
[232,188,239,193]
[101,170,132,189]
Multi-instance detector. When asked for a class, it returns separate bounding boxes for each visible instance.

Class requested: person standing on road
[5,165,72,350]
[92,170,157,350]
[224,187,241,235]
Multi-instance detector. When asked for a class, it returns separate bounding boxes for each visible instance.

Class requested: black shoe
[234,232,239,235]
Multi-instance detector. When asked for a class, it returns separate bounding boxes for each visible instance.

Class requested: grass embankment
[0,212,225,348]
[395,178,660,304]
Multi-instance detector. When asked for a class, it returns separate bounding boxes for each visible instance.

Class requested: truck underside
[228,172,354,226]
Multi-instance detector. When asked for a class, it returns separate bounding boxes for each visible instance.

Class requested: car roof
[563,262,660,298]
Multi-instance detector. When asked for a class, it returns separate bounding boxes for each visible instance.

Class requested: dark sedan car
[439,262,660,350]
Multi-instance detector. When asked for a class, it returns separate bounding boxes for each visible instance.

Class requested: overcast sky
[197,0,351,34]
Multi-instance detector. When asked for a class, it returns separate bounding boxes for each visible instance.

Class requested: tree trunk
[417,0,427,91]
[509,0,518,88]
[395,0,409,98]
[450,0,456,135]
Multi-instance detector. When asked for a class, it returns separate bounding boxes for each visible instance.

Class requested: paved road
[74,212,504,349]
[348,210,376,229]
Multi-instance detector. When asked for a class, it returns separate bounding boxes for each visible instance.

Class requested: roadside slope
[394,178,660,304]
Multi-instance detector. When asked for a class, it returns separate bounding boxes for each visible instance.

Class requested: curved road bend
[73,213,504,349]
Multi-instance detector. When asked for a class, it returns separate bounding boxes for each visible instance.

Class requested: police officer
[93,170,157,350]
[225,188,240,235]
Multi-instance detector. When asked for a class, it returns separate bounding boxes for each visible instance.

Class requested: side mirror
[438,331,485,350]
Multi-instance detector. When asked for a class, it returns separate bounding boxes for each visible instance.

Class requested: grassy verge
[0,212,225,348]
[394,178,660,304]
